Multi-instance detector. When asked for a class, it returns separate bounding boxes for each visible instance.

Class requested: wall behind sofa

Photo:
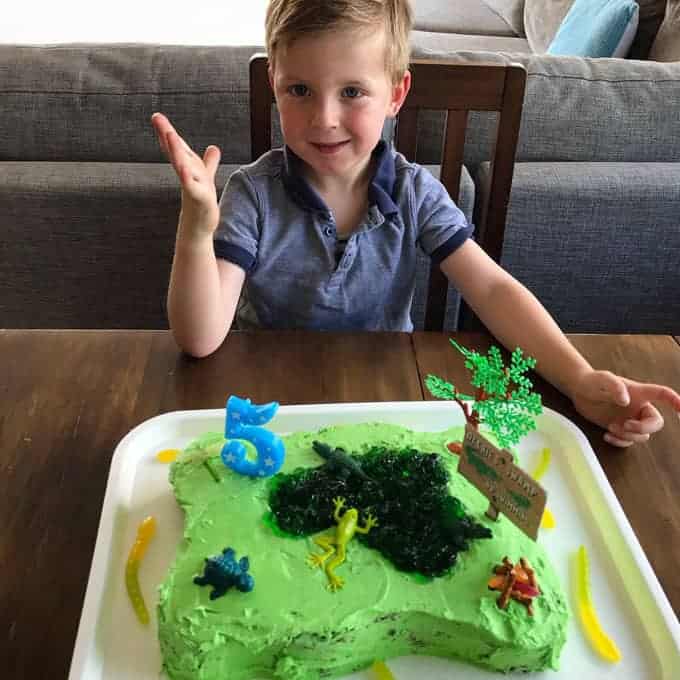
[1,1,268,45]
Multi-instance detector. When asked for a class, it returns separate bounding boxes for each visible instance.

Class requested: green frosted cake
[157,421,569,679]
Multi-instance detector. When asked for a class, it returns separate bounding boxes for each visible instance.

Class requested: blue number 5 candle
[220,396,285,477]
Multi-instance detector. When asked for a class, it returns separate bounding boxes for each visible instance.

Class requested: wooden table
[2,329,679,678]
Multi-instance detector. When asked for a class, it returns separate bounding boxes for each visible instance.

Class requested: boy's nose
[310,97,340,129]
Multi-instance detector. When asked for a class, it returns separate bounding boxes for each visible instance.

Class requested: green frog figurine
[307,496,378,591]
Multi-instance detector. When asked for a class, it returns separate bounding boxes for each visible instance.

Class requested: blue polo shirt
[214,140,472,331]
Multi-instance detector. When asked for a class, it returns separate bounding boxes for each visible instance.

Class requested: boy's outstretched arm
[151,113,245,358]
[441,240,680,447]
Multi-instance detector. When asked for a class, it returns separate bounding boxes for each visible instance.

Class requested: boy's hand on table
[151,112,221,238]
[570,370,680,447]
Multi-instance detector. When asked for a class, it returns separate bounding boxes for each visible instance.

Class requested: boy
[150,0,680,447]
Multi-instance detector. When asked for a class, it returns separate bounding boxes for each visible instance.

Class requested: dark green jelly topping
[267,446,492,577]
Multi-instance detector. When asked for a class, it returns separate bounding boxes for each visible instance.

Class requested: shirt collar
[281,139,399,217]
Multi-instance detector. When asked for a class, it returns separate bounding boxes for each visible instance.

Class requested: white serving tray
[69,402,680,679]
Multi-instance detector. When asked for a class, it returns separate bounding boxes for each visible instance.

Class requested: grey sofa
[1,2,679,333]
[409,0,680,334]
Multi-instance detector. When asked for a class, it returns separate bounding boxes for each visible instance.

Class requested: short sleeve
[213,169,261,273]
[413,165,473,265]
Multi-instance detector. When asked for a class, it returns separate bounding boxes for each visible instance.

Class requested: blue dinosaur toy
[193,547,254,600]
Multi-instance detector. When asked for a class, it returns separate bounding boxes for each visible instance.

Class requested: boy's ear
[388,69,411,118]
[268,65,276,96]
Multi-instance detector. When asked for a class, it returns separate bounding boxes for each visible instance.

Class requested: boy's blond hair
[265,0,412,84]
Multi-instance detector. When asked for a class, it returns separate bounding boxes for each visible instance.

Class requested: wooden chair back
[249,55,527,331]
[397,59,526,330]
[250,54,275,161]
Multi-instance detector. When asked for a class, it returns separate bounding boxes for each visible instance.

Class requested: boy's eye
[342,86,362,98]
[288,84,309,97]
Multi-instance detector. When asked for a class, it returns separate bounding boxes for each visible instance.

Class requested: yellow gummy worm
[371,660,396,680]
[531,447,551,481]
[125,516,157,625]
[156,448,179,463]
[530,448,555,529]
[574,545,622,663]
[541,508,556,528]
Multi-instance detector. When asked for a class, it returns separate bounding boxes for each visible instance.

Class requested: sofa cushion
[525,0,666,58]
[524,0,573,52]
[0,161,238,328]
[411,29,531,55]
[476,161,680,334]
[411,0,526,37]
[405,50,680,165]
[0,45,261,164]
[630,0,669,58]
[648,0,680,60]
[547,0,639,58]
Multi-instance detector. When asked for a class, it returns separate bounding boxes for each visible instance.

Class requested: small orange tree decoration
[425,340,542,450]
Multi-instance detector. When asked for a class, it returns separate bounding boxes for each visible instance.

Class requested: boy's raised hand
[571,370,680,447]
[151,112,221,237]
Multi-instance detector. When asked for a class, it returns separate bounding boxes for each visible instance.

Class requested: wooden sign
[458,424,547,540]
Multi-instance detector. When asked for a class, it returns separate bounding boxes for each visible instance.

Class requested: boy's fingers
[151,121,168,155]
[166,131,197,172]
[152,115,215,176]
[159,132,170,156]
[621,418,660,436]
[626,403,664,434]
[603,432,634,447]
[608,422,651,443]
[152,114,194,158]
[151,113,173,152]
[159,122,218,189]
[651,384,680,411]
[168,130,201,162]
[624,379,680,411]
[164,131,184,174]
[151,112,175,134]
[167,147,200,191]
[608,403,662,443]
[203,145,221,175]
[166,129,183,153]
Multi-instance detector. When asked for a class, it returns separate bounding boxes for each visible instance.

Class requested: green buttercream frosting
[158,423,568,679]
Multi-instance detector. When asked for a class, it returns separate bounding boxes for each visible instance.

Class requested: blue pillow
[547,0,639,58]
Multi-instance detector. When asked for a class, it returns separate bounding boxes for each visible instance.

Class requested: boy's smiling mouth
[311,141,350,154]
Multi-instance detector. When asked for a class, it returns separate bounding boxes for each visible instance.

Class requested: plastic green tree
[425,339,542,450]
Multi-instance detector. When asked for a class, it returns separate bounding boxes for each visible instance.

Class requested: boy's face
[269,27,410,186]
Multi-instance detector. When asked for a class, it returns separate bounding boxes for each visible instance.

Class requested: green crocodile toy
[312,440,373,482]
